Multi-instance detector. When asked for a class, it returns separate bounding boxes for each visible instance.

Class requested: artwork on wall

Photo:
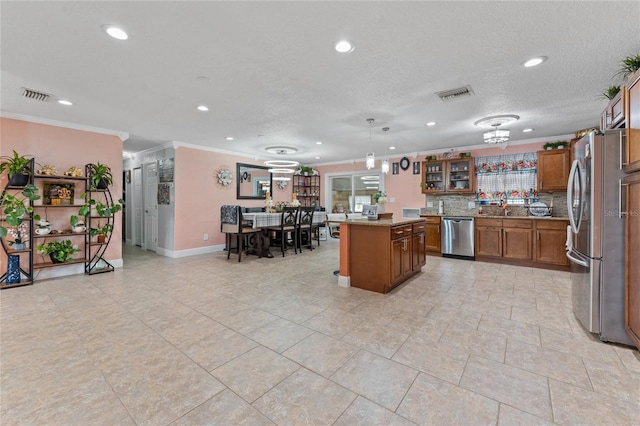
[413,162,420,175]
[392,162,399,175]
[158,158,174,182]
[158,183,171,205]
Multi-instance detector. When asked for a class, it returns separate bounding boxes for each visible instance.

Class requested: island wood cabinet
[537,149,570,192]
[422,157,475,194]
[348,219,425,294]
[476,217,569,269]
[424,216,441,254]
[412,221,426,269]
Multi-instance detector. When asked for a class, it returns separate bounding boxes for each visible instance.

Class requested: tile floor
[1,239,639,425]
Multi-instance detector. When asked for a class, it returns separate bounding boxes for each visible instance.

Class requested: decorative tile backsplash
[423,192,568,217]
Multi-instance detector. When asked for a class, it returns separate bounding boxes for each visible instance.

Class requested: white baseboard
[155,244,225,258]
[338,275,351,288]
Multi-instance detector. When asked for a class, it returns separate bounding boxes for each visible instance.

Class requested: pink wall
[315,142,549,216]
[1,117,123,268]
[173,147,293,250]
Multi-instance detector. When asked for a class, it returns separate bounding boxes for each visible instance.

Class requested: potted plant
[542,142,557,150]
[297,166,316,176]
[555,141,568,149]
[36,239,80,263]
[90,223,113,243]
[0,184,41,238]
[0,150,35,186]
[600,85,621,100]
[6,222,29,250]
[88,162,114,189]
[616,54,640,80]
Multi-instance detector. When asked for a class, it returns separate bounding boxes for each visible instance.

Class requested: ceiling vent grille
[435,85,474,102]
[21,87,51,102]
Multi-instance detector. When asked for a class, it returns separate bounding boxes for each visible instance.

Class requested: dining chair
[297,206,315,251]
[266,207,299,257]
[220,205,262,262]
[326,213,346,238]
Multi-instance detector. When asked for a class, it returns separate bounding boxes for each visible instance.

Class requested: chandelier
[483,124,510,144]
[365,118,375,170]
[264,159,299,174]
[381,127,390,174]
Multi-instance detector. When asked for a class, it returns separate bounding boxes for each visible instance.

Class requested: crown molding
[0,111,129,141]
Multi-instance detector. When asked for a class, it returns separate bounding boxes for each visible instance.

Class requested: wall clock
[400,157,410,171]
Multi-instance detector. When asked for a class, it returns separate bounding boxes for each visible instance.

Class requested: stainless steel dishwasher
[441,217,475,259]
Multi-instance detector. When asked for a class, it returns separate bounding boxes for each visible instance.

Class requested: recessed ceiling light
[426,121,437,126]
[315,141,323,145]
[522,56,547,67]
[315,156,321,160]
[334,40,355,53]
[225,136,234,141]
[57,100,73,106]
[389,146,396,150]
[522,128,534,133]
[101,25,128,40]
[197,105,209,111]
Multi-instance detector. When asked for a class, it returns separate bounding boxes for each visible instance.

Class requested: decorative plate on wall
[216,168,232,188]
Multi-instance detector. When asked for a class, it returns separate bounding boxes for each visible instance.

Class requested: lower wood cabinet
[476,217,569,270]
[412,222,427,269]
[534,220,570,266]
[424,216,441,254]
[624,172,640,349]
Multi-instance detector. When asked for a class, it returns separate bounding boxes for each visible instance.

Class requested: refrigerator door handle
[619,131,628,169]
[567,159,581,233]
[566,248,588,267]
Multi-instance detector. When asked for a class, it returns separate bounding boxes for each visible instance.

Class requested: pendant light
[365,118,375,170]
[381,127,390,174]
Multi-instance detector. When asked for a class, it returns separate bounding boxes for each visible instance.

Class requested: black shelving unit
[84,164,115,275]
[292,173,320,207]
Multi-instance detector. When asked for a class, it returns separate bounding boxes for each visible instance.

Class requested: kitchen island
[334,217,426,294]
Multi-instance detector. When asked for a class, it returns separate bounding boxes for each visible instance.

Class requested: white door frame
[143,162,158,252]
[132,167,143,246]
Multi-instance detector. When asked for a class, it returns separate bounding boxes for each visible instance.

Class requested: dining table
[241,211,326,257]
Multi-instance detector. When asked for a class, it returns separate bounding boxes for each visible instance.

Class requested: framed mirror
[237,163,272,199]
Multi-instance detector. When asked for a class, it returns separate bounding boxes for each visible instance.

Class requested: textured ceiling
[1,1,639,165]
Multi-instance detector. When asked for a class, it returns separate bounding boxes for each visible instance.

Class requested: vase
[377,203,385,213]
[6,255,21,283]
[13,242,26,250]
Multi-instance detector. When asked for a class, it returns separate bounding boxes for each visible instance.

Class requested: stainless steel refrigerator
[566,130,632,345]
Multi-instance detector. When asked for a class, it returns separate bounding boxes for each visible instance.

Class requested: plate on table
[529,202,550,216]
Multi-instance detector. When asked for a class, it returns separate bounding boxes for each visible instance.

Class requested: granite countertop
[420,214,569,221]
[335,217,424,226]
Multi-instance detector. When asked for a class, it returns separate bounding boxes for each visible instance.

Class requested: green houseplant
[542,142,556,150]
[36,239,80,263]
[88,162,114,189]
[616,54,640,80]
[0,184,41,238]
[297,166,316,176]
[0,150,34,186]
[601,85,621,100]
[555,141,568,149]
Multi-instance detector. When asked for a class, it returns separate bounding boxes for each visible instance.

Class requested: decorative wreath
[275,179,288,190]
[216,167,233,188]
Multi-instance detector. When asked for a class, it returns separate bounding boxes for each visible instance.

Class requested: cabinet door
[503,228,532,260]
[402,237,413,276]
[391,238,404,284]
[425,222,441,253]
[626,69,640,173]
[534,228,569,266]
[412,233,425,270]
[476,226,502,257]
[625,173,640,349]
[422,161,446,193]
[447,158,475,193]
[538,149,570,191]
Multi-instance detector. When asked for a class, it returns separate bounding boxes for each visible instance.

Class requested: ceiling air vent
[435,85,474,102]
[21,87,51,102]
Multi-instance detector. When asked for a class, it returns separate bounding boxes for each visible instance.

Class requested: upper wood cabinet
[624,69,640,173]
[422,157,475,194]
[600,89,626,131]
[537,149,570,192]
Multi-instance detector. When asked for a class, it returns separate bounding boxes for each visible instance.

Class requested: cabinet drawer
[412,222,426,234]
[424,216,441,224]
[534,220,569,230]
[391,225,412,240]
[476,218,502,227]
[503,219,532,229]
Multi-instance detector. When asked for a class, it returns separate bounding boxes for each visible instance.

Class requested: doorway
[132,167,143,246]
[144,162,158,252]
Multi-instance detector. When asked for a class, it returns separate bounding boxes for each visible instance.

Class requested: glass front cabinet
[422,158,475,194]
